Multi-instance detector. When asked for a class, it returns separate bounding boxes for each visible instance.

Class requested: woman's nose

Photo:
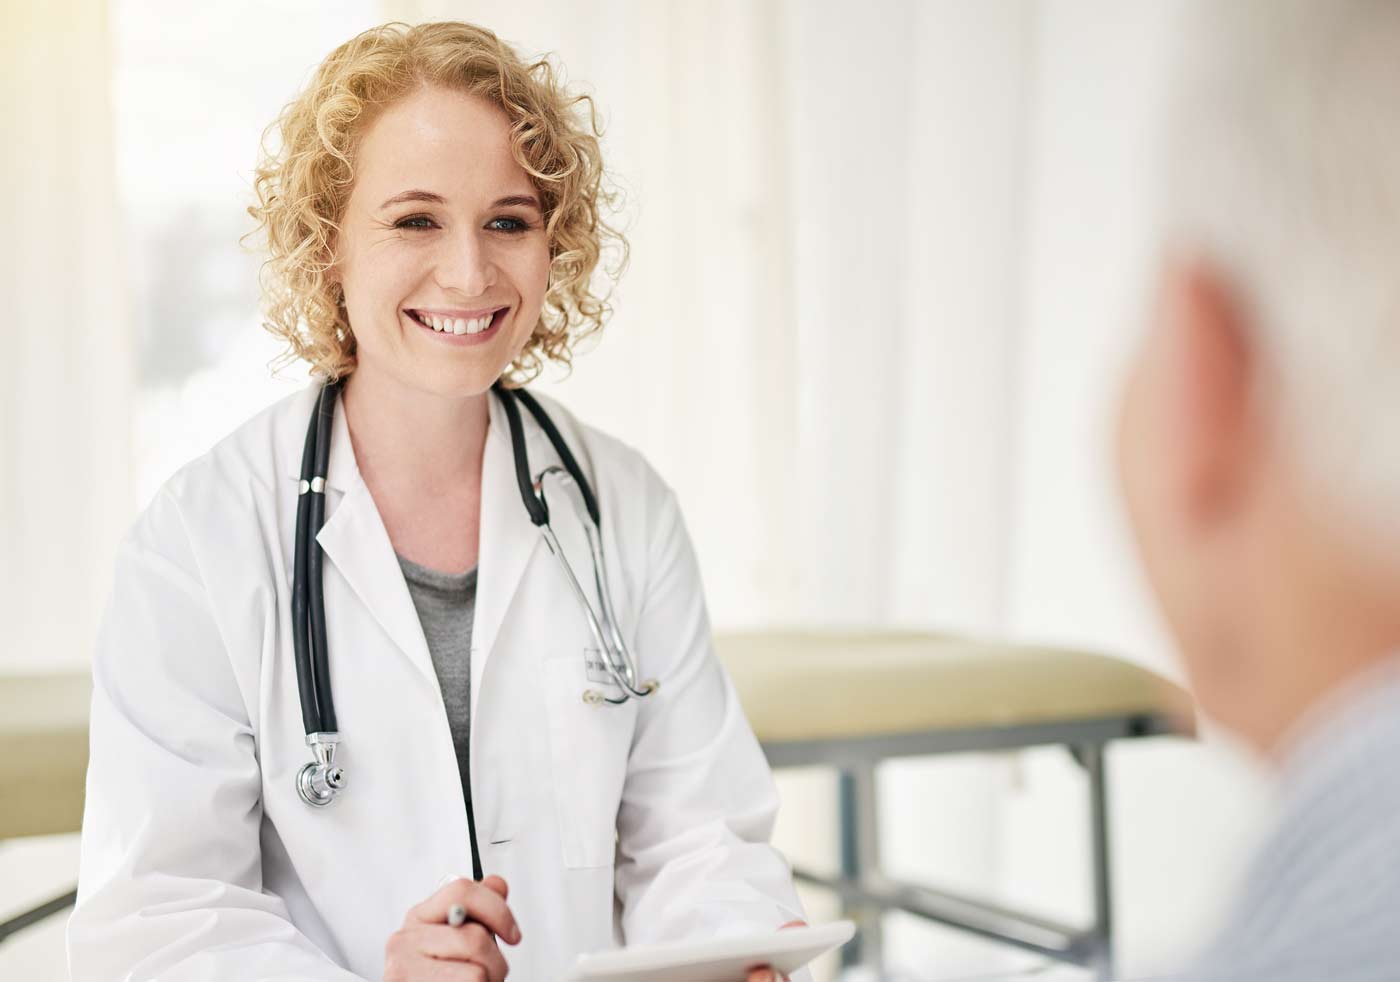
[434,229,497,296]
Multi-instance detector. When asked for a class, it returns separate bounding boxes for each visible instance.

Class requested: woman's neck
[340,364,491,500]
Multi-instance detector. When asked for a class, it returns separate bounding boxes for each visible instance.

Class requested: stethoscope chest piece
[296,731,345,807]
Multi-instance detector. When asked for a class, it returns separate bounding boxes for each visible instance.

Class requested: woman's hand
[746,919,808,982]
[384,875,522,981]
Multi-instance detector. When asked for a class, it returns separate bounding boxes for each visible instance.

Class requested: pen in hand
[387,877,518,982]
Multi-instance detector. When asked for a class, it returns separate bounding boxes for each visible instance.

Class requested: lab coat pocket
[542,652,638,869]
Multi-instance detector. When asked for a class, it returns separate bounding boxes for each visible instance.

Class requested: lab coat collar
[282,380,546,707]
[471,389,545,719]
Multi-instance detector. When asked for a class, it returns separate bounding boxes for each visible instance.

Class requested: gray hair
[1161,0,1400,547]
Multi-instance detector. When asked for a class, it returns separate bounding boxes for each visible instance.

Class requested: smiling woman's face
[330,84,551,397]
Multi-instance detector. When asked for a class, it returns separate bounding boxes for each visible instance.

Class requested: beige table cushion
[0,639,1185,838]
[0,672,92,840]
[716,631,1191,744]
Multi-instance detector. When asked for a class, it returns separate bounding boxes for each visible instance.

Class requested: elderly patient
[1116,1,1400,978]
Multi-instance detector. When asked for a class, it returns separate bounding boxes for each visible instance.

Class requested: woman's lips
[405,307,507,345]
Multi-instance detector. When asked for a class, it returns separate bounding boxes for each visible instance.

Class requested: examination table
[716,631,1189,981]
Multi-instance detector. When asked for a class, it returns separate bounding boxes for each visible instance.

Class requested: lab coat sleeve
[613,482,810,975]
[67,487,366,982]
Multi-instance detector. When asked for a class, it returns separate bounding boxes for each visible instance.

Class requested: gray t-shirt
[395,553,477,817]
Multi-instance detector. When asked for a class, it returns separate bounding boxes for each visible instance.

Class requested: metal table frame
[763,711,1180,980]
[0,889,77,945]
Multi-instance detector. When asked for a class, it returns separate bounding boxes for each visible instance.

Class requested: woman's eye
[488,216,531,233]
[393,215,532,233]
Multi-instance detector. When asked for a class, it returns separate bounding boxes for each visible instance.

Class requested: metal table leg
[0,888,76,944]
[838,762,884,973]
[1078,742,1115,980]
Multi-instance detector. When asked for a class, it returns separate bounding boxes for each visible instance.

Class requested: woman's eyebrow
[377,190,541,211]
[379,189,445,210]
[493,194,541,211]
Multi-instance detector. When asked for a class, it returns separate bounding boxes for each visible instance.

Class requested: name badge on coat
[583,648,620,687]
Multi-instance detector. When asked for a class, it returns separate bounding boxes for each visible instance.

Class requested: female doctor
[68,21,807,982]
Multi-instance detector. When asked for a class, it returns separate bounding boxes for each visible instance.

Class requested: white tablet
[567,920,856,982]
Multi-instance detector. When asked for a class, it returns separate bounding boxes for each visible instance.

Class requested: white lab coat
[68,382,808,981]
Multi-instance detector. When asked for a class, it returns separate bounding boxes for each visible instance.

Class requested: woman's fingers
[404,924,510,981]
[746,921,806,981]
[387,879,519,982]
[407,877,522,945]
[384,929,496,982]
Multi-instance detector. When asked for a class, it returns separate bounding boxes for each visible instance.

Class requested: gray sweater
[1183,653,1400,980]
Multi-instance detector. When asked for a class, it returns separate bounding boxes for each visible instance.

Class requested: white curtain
[0,0,132,673]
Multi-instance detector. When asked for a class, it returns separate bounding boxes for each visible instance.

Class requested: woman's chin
[416,364,509,399]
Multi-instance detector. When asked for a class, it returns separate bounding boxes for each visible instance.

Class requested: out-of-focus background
[1,1,1271,979]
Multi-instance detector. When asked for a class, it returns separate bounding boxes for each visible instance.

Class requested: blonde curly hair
[245,21,626,383]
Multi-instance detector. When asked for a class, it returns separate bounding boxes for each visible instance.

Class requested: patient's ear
[1162,258,1256,528]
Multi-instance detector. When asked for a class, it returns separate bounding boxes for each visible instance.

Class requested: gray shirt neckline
[395,553,479,592]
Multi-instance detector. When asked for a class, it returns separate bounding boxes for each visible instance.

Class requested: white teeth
[415,312,497,336]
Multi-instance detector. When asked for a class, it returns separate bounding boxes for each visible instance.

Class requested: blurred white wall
[1,0,132,675]
[111,0,386,506]
[0,2,1274,980]
[1,3,133,974]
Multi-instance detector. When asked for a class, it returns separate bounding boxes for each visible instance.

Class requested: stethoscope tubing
[307,380,338,733]
[291,378,655,812]
[292,378,342,736]
[292,398,318,733]
[512,387,601,526]
[505,382,653,702]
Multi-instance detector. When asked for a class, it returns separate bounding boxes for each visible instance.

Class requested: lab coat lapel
[307,394,439,691]
[470,393,545,720]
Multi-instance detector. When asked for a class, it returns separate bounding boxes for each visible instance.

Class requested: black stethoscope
[292,378,657,812]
